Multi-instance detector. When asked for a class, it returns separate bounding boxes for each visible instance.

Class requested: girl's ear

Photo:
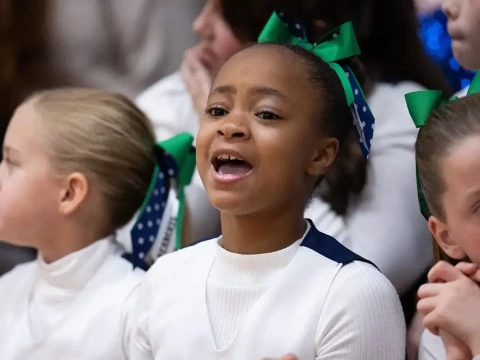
[58,172,89,216]
[428,215,467,260]
[306,137,339,177]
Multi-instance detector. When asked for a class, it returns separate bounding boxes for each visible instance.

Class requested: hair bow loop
[405,90,447,128]
[258,11,374,159]
[405,71,480,220]
[128,132,195,269]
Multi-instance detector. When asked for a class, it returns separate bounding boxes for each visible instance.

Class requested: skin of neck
[38,208,112,264]
[219,199,307,255]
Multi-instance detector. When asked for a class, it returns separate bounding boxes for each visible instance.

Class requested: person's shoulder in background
[136,72,198,141]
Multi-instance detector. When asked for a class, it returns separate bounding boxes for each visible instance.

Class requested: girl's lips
[211,163,252,183]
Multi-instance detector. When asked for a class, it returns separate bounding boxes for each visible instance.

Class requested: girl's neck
[39,223,111,264]
[220,207,306,255]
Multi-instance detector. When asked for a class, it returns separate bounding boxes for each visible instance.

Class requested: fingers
[418,282,446,298]
[197,46,217,71]
[438,328,472,360]
[423,310,445,337]
[455,262,478,276]
[428,261,466,283]
[183,46,215,73]
[263,356,297,360]
[456,262,480,283]
[470,270,480,283]
[417,296,437,315]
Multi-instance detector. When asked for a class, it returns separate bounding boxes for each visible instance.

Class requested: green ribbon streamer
[258,12,361,106]
[161,133,196,250]
[405,71,480,219]
[140,133,196,250]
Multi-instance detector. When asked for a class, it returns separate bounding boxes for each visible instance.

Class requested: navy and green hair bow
[127,132,196,269]
[405,71,480,219]
[258,11,375,159]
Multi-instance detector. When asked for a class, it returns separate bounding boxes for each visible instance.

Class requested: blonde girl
[0,89,154,359]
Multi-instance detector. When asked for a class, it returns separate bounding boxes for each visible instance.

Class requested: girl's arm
[315,263,406,359]
[127,278,155,360]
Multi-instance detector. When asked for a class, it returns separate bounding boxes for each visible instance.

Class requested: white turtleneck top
[0,237,144,360]
[206,237,302,350]
[131,222,406,359]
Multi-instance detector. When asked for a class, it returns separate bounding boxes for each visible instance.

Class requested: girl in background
[407,2,480,358]
[404,77,480,359]
[0,89,153,359]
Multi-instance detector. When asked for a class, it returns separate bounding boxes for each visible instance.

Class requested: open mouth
[212,154,253,177]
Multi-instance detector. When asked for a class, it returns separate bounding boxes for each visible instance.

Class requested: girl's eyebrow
[210,84,237,96]
[2,145,20,157]
[249,85,289,101]
[210,84,289,102]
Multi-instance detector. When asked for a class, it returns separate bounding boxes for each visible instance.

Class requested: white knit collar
[35,236,120,291]
[211,222,310,287]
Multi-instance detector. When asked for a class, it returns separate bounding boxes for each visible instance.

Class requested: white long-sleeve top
[130,221,406,359]
[0,237,144,360]
[133,72,431,295]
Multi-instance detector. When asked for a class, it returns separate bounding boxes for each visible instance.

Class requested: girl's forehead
[214,45,306,88]
[6,103,49,155]
[443,136,480,191]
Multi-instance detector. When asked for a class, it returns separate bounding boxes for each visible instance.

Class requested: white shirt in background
[306,81,432,295]
[134,73,431,295]
[0,237,144,360]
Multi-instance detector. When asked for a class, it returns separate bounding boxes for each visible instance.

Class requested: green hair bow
[405,71,480,219]
[129,132,196,269]
[257,11,376,160]
[258,12,360,106]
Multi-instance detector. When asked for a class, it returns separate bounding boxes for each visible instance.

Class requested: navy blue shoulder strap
[301,219,378,269]
[186,221,376,269]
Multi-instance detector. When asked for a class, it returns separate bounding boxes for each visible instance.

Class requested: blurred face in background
[192,0,243,75]
[443,0,480,71]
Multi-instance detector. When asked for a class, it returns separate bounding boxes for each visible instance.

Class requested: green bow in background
[131,132,196,269]
[405,71,480,219]
[155,133,196,249]
[258,12,360,107]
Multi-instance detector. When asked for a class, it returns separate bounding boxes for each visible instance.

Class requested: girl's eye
[1,158,13,172]
[256,111,281,120]
[207,107,228,117]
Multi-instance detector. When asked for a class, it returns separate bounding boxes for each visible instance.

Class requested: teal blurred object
[419,9,475,92]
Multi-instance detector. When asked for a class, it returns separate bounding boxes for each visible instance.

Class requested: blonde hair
[27,88,156,232]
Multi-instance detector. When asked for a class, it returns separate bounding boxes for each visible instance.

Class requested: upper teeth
[217,154,243,161]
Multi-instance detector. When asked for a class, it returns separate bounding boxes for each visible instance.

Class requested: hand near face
[180,44,216,120]
[263,355,297,360]
[417,261,480,356]
[439,328,472,360]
